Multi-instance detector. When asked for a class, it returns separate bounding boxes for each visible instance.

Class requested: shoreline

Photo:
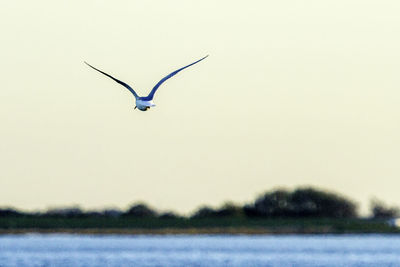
[1,217,399,235]
[1,226,398,235]
[0,227,331,235]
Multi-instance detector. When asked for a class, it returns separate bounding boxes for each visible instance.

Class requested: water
[0,234,399,267]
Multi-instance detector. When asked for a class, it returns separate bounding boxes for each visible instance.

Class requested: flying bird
[85,55,208,111]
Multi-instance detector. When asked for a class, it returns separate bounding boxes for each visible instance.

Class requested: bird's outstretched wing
[84,62,139,99]
[145,55,208,100]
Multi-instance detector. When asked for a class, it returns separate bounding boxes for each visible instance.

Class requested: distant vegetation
[244,188,357,218]
[0,187,396,219]
[370,198,400,219]
[0,186,399,234]
[192,202,244,218]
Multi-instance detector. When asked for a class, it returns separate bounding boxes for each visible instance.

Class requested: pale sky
[1,1,399,214]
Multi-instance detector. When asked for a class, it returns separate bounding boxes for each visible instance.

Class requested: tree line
[0,187,399,219]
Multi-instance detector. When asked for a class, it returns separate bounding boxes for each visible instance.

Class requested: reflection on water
[0,234,400,266]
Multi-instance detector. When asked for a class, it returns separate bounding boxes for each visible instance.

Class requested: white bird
[85,55,208,111]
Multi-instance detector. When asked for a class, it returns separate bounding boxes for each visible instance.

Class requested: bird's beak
[134,106,137,109]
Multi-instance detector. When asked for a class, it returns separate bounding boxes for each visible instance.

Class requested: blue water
[0,234,400,266]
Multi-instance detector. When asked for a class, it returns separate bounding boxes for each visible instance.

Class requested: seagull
[85,55,208,111]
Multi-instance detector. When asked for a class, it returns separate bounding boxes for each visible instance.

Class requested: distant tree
[102,209,123,217]
[85,210,103,217]
[191,206,217,218]
[370,199,400,219]
[0,208,21,217]
[244,187,358,218]
[290,188,357,218]
[159,211,181,219]
[192,203,244,218]
[214,202,244,217]
[244,189,294,217]
[44,206,84,217]
[124,203,157,217]
[243,204,259,217]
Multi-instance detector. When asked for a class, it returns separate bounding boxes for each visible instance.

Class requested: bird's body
[135,99,156,111]
[85,55,208,111]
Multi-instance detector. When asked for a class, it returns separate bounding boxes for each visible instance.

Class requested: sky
[0,0,399,215]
